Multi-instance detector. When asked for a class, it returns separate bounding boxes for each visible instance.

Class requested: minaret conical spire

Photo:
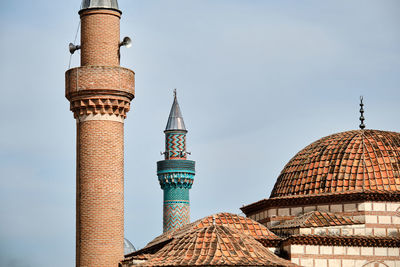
[165,89,186,132]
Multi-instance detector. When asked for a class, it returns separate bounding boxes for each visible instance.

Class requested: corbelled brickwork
[66,3,134,267]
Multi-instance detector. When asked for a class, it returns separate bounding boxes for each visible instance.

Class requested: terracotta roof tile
[139,213,280,255]
[270,130,400,197]
[271,211,362,230]
[121,225,296,267]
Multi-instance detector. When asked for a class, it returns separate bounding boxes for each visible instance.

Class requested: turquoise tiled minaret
[157,90,195,232]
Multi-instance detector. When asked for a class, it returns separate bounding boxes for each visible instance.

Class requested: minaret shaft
[66,2,134,266]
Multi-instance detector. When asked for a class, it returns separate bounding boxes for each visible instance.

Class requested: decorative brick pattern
[165,132,187,159]
[163,202,190,232]
[270,130,400,197]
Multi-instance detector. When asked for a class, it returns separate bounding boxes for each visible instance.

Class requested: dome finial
[359,96,366,129]
[174,88,177,98]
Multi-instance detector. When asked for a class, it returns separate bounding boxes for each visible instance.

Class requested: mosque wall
[274,224,366,237]
[285,244,400,267]
[249,201,400,237]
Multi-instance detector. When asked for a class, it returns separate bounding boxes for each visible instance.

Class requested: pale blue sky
[0,1,399,266]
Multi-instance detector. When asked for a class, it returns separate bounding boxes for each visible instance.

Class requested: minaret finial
[359,96,365,129]
[174,88,177,98]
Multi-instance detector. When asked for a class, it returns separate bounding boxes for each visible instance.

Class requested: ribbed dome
[270,130,400,198]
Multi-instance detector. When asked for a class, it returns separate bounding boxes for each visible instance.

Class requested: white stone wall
[299,224,366,236]
[249,201,400,237]
[288,244,400,267]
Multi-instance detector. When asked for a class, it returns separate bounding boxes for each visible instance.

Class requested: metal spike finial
[359,96,366,129]
[173,88,177,98]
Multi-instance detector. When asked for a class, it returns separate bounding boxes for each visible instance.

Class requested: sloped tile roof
[270,130,400,197]
[122,225,296,267]
[140,213,280,255]
[271,211,362,230]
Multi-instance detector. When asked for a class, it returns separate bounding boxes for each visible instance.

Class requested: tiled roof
[271,130,400,197]
[122,225,296,267]
[271,211,362,230]
[282,235,400,247]
[136,213,280,256]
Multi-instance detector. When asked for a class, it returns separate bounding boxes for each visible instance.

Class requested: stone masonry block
[278,208,290,216]
[300,258,313,267]
[365,215,378,224]
[320,246,332,255]
[378,215,392,224]
[361,247,373,256]
[328,259,341,267]
[317,205,329,212]
[305,245,319,255]
[291,207,303,216]
[304,206,317,213]
[373,202,386,211]
[363,202,373,211]
[387,202,400,211]
[333,246,345,255]
[315,259,327,267]
[330,204,343,212]
[388,247,400,256]
[343,260,355,266]
[291,245,304,254]
[268,208,277,216]
[374,247,388,256]
[300,228,312,235]
[374,227,386,236]
[343,203,357,212]
[347,246,360,255]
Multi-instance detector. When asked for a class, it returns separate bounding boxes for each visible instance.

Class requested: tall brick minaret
[65,1,135,266]
[157,90,195,232]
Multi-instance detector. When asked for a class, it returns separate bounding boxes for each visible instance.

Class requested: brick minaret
[65,1,134,266]
[157,91,195,232]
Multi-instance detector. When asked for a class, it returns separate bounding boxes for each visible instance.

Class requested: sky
[0,0,399,266]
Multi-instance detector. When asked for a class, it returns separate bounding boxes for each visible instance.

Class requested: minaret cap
[80,0,121,13]
[165,89,187,132]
